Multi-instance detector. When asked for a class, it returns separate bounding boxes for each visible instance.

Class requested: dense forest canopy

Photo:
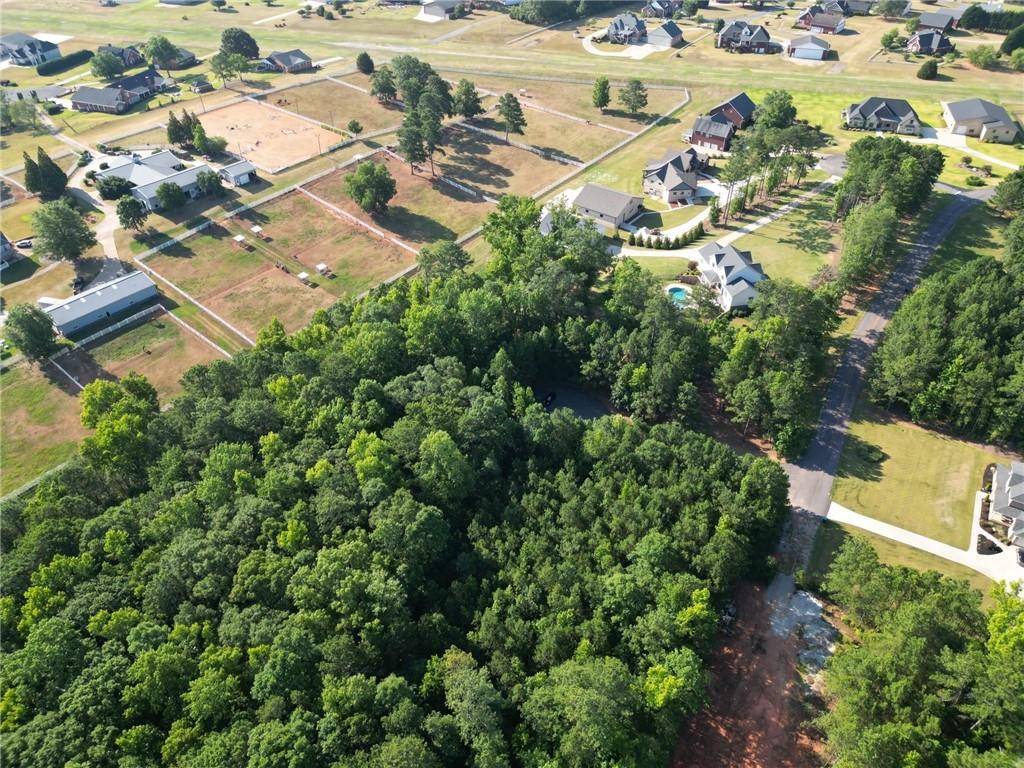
[0,202,790,767]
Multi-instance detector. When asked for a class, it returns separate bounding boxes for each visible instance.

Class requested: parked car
[15,239,32,249]
[1017,548,1024,568]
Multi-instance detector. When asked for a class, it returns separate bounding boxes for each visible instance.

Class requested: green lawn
[935,146,1005,189]
[0,363,88,494]
[630,256,694,281]
[926,202,1008,277]
[806,520,995,608]
[965,137,1024,168]
[732,192,838,286]
[833,402,1009,549]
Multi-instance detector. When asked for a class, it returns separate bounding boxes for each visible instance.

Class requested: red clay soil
[672,582,825,768]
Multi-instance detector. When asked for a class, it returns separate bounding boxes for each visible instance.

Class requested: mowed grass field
[0,362,89,494]
[732,191,840,285]
[261,79,403,134]
[832,402,1013,549]
[87,312,225,398]
[807,520,996,608]
[304,153,494,244]
[464,75,688,133]
[926,202,1008,276]
[470,108,623,164]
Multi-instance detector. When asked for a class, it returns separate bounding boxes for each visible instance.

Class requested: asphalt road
[781,186,993,566]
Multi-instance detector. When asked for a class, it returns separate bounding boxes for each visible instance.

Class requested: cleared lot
[261,79,403,134]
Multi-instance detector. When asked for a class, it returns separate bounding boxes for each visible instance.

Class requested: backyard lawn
[0,363,88,495]
[731,192,839,285]
[926,202,1008,277]
[806,520,995,608]
[833,402,1011,549]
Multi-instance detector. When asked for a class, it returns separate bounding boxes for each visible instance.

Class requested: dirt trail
[673,580,826,768]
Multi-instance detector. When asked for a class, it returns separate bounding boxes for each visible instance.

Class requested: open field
[463,73,688,133]
[732,191,839,285]
[833,402,1013,549]
[437,126,574,199]
[470,107,623,164]
[199,99,344,171]
[807,520,995,607]
[303,153,494,245]
[260,79,403,134]
[0,362,88,494]
[55,309,225,398]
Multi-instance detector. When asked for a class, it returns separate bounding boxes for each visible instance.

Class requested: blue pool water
[668,286,689,305]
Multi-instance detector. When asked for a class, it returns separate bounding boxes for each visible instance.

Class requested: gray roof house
[44,271,158,336]
[709,92,757,128]
[98,44,146,68]
[917,10,956,31]
[607,13,647,44]
[695,242,766,311]
[990,461,1024,547]
[264,49,313,73]
[0,33,61,67]
[643,148,705,203]
[97,150,214,211]
[648,20,684,47]
[717,20,772,52]
[687,113,736,151]
[421,0,461,19]
[943,98,1020,144]
[572,183,644,233]
[842,96,921,135]
[906,29,954,55]
[71,85,136,114]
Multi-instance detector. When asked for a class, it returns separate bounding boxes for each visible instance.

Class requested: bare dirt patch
[199,99,343,171]
[673,580,827,768]
[204,265,335,336]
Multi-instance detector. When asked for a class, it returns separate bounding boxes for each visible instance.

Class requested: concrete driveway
[906,123,1019,171]
[828,498,1023,586]
[582,32,670,60]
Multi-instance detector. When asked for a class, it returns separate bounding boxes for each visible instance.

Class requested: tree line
[0,200,790,767]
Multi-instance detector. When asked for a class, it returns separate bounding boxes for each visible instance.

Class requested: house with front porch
[989,461,1024,547]
[642,148,706,204]
[842,96,921,135]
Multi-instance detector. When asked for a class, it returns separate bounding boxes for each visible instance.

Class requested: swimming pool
[667,285,689,305]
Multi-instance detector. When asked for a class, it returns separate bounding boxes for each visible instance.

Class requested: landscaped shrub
[966,175,985,187]
[36,49,93,76]
[628,232,636,245]
[917,59,938,79]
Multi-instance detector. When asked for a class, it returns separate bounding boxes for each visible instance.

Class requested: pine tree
[619,79,648,115]
[417,92,444,176]
[497,93,527,143]
[592,76,610,112]
[35,147,68,201]
[370,66,397,103]
[397,112,426,173]
[22,151,40,196]
[166,112,187,146]
[356,51,374,75]
[452,79,483,120]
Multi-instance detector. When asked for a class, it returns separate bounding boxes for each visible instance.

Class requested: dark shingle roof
[574,183,642,219]
[847,96,918,122]
[691,114,734,139]
[71,85,127,108]
[268,49,312,68]
[714,92,757,121]
[918,10,954,27]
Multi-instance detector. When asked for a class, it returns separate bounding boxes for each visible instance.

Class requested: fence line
[62,303,164,348]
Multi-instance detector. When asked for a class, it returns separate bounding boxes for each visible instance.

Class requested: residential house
[906,29,954,54]
[0,33,61,66]
[607,13,647,44]
[98,44,146,69]
[709,92,757,129]
[943,98,1020,144]
[716,21,772,52]
[219,159,258,186]
[917,10,956,32]
[842,96,921,135]
[694,242,766,311]
[787,34,832,59]
[687,114,736,151]
[642,0,681,17]
[796,6,847,33]
[115,67,173,98]
[648,20,684,47]
[169,47,197,69]
[845,0,876,14]
[43,272,158,336]
[642,148,705,204]
[421,0,461,19]
[2,84,69,102]
[263,49,314,73]
[71,85,136,114]
[571,183,643,233]
[989,461,1024,547]
[820,0,848,15]
[190,78,214,93]
[97,150,214,210]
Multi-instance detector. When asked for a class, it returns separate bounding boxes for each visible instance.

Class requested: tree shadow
[374,205,456,244]
[836,432,887,482]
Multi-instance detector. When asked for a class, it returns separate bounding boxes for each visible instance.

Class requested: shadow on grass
[0,257,41,285]
[836,432,887,483]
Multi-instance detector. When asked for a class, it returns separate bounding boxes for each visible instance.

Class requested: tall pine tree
[34,148,67,201]
[22,151,40,197]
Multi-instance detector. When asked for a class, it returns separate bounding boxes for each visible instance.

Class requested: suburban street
[781,185,994,567]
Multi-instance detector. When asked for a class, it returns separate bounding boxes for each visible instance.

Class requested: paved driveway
[780,187,992,567]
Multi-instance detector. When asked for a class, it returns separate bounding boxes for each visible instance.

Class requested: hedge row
[36,49,93,76]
